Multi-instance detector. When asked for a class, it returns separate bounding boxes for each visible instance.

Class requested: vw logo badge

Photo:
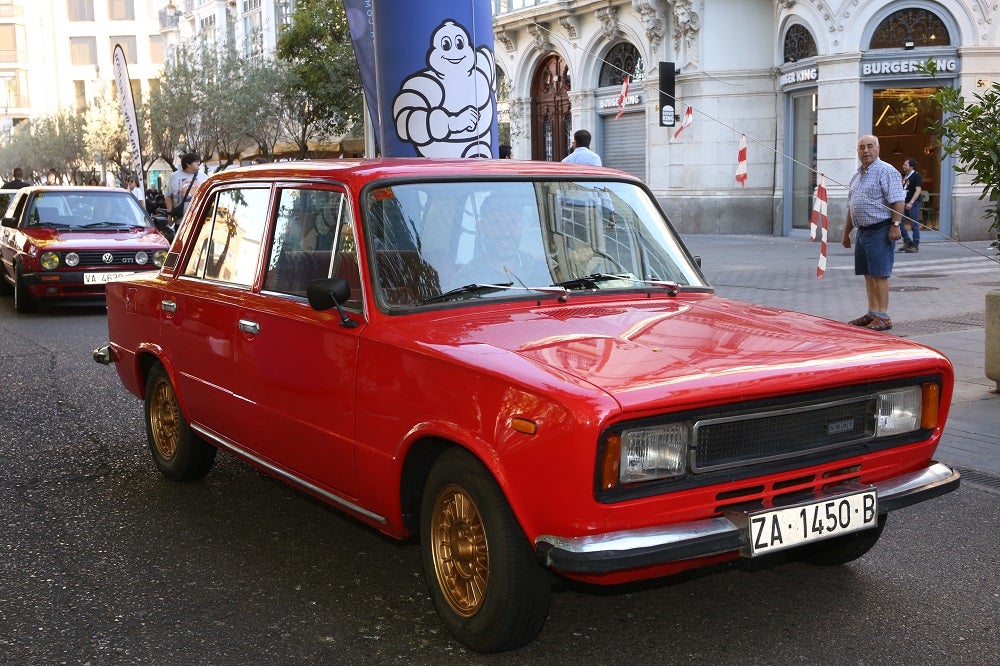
[102,252,114,264]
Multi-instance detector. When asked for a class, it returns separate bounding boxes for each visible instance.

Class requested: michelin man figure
[392,19,496,158]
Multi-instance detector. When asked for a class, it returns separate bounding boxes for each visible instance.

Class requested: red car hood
[405,295,950,413]
[20,227,168,249]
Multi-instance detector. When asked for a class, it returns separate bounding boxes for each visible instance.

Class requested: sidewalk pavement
[682,234,1000,484]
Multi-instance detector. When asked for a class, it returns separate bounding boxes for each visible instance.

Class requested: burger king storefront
[860,53,958,238]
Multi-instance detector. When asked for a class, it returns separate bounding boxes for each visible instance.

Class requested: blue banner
[373,1,497,158]
[343,0,380,154]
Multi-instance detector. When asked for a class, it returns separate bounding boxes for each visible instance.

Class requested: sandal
[866,317,893,331]
[848,314,874,326]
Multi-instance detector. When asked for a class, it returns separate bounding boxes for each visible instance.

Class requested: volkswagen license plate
[84,271,134,285]
[740,489,878,557]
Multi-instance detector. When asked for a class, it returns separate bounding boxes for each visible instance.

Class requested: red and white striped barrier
[810,174,829,278]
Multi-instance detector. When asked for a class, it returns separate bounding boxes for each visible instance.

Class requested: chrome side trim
[191,423,388,525]
[535,462,959,574]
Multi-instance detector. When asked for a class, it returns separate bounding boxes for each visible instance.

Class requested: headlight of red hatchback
[40,252,60,270]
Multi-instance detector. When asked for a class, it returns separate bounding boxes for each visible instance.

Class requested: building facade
[0,0,167,138]
[494,0,1000,240]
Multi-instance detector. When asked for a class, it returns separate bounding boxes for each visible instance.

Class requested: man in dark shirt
[898,158,924,253]
[2,167,31,189]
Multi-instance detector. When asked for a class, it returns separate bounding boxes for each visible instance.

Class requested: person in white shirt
[165,153,208,223]
[561,129,602,166]
[126,176,144,204]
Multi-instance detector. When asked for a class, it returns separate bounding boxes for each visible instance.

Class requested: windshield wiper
[552,273,680,296]
[420,282,515,305]
[31,222,73,230]
[551,273,634,290]
[80,221,132,229]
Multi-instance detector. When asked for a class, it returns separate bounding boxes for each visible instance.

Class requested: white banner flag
[113,44,144,201]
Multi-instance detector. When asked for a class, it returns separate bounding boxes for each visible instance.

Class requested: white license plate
[84,271,134,285]
[743,489,878,556]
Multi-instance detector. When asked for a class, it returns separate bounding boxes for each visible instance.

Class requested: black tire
[420,448,551,653]
[798,514,887,566]
[144,363,216,481]
[13,265,37,313]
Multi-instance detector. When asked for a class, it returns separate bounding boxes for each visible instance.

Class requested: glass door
[872,87,942,230]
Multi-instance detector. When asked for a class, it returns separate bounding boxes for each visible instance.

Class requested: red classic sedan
[1,186,169,312]
[95,159,959,652]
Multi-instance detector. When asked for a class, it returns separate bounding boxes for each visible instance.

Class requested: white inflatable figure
[393,20,495,158]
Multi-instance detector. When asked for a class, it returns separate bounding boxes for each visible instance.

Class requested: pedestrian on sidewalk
[898,157,923,253]
[841,134,905,332]
[562,129,602,166]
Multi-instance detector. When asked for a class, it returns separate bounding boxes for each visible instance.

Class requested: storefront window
[872,87,942,229]
[783,25,817,63]
[790,93,817,231]
[598,43,643,87]
[870,9,950,49]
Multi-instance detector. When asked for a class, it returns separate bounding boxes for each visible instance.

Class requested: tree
[84,80,130,185]
[921,61,1000,252]
[0,110,87,183]
[276,0,364,157]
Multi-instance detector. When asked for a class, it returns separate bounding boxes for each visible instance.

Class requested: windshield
[26,191,152,229]
[364,180,708,308]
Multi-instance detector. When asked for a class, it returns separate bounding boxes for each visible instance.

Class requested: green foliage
[276,0,363,154]
[0,109,86,184]
[920,59,1000,251]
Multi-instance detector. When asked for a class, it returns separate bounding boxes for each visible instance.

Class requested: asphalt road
[1,300,997,666]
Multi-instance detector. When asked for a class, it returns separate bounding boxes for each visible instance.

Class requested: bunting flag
[735,134,748,187]
[672,105,693,140]
[811,174,829,278]
[615,74,630,119]
[112,44,143,200]
[343,0,380,154]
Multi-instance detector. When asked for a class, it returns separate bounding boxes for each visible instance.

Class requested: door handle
[238,319,261,335]
[161,299,177,313]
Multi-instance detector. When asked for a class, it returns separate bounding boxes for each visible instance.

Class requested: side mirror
[1,216,17,228]
[307,277,359,328]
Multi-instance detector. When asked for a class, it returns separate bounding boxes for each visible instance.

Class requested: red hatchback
[96,159,959,652]
[0,186,169,312]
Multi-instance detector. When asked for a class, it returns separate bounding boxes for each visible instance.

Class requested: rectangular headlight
[874,386,922,436]
[612,423,689,485]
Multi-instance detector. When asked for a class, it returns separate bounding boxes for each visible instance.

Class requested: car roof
[21,186,133,195]
[204,158,639,189]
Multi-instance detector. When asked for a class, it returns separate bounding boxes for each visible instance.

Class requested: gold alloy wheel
[430,483,490,617]
[149,378,181,461]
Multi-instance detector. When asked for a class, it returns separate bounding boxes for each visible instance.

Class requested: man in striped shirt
[841,134,905,332]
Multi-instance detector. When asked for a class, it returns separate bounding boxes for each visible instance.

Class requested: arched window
[870,8,950,49]
[599,42,643,87]
[783,24,817,63]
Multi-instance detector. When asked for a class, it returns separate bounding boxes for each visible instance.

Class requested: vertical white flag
[113,44,144,201]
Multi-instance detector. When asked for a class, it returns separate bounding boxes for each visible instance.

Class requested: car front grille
[68,250,146,267]
[692,396,875,472]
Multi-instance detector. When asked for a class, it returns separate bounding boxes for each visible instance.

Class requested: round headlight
[40,252,60,270]
[153,249,168,267]
[135,251,149,265]
[65,252,80,267]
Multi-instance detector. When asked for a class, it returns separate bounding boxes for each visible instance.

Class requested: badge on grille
[102,252,114,264]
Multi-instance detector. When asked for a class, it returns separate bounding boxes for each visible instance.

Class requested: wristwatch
[892,220,901,226]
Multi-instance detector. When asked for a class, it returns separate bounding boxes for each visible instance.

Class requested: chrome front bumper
[535,462,960,574]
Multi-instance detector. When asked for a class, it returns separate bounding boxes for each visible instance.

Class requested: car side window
[182,187,270,286]
[263,187,361,309]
